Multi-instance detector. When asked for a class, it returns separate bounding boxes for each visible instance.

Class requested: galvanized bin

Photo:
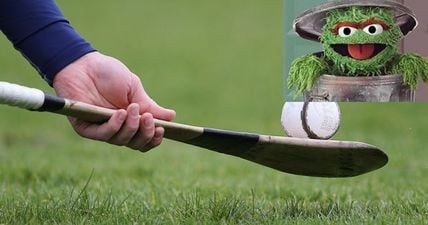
[304,75,415,102]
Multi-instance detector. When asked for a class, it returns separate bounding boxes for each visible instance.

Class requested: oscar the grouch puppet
[288,0,428,95]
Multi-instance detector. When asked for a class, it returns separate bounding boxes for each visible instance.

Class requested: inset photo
[284,0,428,102]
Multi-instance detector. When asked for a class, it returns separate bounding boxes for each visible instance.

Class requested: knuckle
[102,125,121,140]
[141,126,155,140]
[127,121,140,131]
[108,121,123,133]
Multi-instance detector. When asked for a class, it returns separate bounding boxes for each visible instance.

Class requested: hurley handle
[0,81,203,141]
[0,81,46,110]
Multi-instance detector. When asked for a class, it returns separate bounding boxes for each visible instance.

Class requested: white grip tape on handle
[0,81,45,110]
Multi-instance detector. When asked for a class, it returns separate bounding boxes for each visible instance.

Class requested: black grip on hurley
[38,94,66,112]
[187,128,260,156]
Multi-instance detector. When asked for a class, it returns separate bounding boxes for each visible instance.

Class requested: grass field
[1,0,428,224]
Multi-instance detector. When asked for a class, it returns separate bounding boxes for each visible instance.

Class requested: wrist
[53,51,100,92]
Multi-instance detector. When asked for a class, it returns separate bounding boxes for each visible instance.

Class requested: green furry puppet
[288,2,428,95]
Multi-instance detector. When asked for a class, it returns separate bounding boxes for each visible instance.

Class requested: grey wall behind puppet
[403,0,428,101]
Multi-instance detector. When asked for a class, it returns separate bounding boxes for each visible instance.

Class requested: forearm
[0,0,95,84]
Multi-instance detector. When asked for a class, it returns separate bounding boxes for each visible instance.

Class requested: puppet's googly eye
[338,26,357,37]
[363,24,384,35]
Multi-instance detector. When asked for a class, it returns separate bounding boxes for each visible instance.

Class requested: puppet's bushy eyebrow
[360,18,390,29]
[331,21,359,34]
[330,18,390,34]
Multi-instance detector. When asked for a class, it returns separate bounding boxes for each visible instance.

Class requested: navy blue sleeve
[0,0,96,85]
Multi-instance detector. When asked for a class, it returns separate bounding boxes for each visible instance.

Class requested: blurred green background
[1,0,427,224]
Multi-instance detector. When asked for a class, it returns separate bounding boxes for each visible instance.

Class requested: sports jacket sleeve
[0,0,96,85]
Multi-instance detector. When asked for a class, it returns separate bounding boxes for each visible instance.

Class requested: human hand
[53,52,176,152]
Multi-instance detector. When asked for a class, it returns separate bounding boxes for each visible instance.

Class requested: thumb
[129,79,176,121]
[145,99,176,121]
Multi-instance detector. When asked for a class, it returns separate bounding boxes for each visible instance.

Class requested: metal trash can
[304,75,415,102]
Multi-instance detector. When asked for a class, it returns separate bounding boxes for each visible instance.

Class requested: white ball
[281,102,341,139]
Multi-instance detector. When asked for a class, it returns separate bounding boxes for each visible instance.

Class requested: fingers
[108,105,165,152]
[147,100,176,121]
[70,104,166,152]
[71,109,127,141]
[127,113,165,151]
[108,103,141,145]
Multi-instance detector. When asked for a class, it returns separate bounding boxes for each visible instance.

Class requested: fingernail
[144,116,153,127]
[131,104,139,115]
[119,110,126,122]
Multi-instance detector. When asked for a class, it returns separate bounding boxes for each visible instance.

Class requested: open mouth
[331,44,387,60]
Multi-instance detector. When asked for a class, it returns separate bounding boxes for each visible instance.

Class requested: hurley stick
[0,81,388,177]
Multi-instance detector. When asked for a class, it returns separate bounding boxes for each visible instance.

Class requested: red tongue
[347,44,375,60]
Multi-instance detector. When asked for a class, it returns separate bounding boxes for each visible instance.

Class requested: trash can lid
[294,0,418,42]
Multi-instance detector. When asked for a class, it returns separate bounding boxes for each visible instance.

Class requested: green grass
[1,0,428,224]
